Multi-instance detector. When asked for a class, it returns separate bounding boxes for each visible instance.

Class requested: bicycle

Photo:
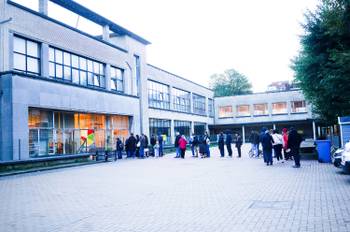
[248,147,263,158]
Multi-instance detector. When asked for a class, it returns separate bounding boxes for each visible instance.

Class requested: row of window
[149,118,207,144]
[147,80,214,116]
[218,101,307,118]
[13,36,124,92]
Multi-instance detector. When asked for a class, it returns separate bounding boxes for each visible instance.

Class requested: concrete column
[287,101,291,115]
[41,43,49,77]
[191,121,195,134]
[242,125,246,144]
[312,121,317,140]
[105,64,111,90]
[102,25,110,42]
[171,119,175,144]
[0,23,11,72]
[169,85,173,110]
[273,124,276,130]
[317,126,321,138]
[39,0,48,15]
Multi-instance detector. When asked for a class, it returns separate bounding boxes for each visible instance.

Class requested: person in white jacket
[272,129,284,162]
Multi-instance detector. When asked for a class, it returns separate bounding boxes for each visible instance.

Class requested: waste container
[315,140,331,163]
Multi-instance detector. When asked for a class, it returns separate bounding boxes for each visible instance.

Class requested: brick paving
[1,145,350,232]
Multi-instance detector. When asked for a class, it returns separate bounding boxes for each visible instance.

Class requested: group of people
[255,127,303,168]
[217,132,243,158]
[116,133,165,159]
[174,131,211,159]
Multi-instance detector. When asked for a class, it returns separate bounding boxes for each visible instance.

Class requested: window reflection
[272,102,287,114]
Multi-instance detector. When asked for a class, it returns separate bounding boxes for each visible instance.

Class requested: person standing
[116,137,124,160]
[144,134,149,157]
[174,132,181,158]
[288,127,303,168]
[139,134,146,159]
[204,131,211,158]
[135,134,140,157]
[150,134,156,157]
[190,133,199,157]
[260,128,267,163]
[154,140,160,157]
[158,134,164,157]
[261,129,274,165]
[218,132,225,157]
[282,128,290,160]
[179,135,188,159]
[127,133,137,158]
[249,131,260,157]
[272,129,284,162]
[226,132,233,157]
[235,133,243,158]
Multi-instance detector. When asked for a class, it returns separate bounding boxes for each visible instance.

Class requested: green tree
[210,69,252,97]
[292,0,350,124]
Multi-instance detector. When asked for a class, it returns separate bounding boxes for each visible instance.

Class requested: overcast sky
[16,0,319,92]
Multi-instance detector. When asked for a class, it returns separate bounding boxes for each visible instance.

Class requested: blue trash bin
[315,140,331,163]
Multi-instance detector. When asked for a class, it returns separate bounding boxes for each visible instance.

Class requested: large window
[272,102,288,114]
[13,36,40,75]
[148,80,170,110]
[194,122,206,135]
[134,55,141,96]
[237,105,250,117]
[218,106,233,118]
[208,98,214,117]
[172,88,191,113]
[193,94,206,115]
[254,103,268,116]
[110,66,124,92]
[291,101,307,113]
[49,47,105,88]
[28,108,129,158]
[149,118,171,144]
[174,120,191,138]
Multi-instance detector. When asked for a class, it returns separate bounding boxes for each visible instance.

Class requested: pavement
[0,144,350,232]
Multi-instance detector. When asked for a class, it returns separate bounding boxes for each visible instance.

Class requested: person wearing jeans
[174,132,181,158]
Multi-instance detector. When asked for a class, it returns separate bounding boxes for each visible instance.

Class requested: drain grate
[249,201,293,210]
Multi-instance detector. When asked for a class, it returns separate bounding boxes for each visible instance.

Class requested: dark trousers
[180,148,186,159]
[263,149,273,164]
[236,145,242,157]
[219,145,225,157]
[117,150,123,159]
[227,144,232,156]
[291,148,300,166]
[159,144,163,157]
[273,144,283,161]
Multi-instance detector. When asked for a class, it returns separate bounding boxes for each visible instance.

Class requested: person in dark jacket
[260,127,267,163]
[116,137,124,159]
[150,135,157,157]
[139,134,147,159]
[226,132,233,157]
[174,132,181,158]
[204,131,211,158]
[261,129,274,165]
[135,134,140,157]
[235,133,243,158]
[218,132,225,157]
[288,127,303,168]
[249,131,260,157]
[158,134,164,157]
[144,134,149,157]
[190,133,199,157]
[127,133,137,158]
[199,135,207,158]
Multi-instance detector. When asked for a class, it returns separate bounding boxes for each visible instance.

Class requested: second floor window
[173,88,191,113]
[237,105,250,117]
[193,94,206,115]
[208,98,214,117]
[218,106,233,118]
[291,101,307,113]
[254,104,268,116]
[110,67,124,92]
[13,36,40,75]
[49,47,105,88]
[272,102,288,114]
[148,80,170,110]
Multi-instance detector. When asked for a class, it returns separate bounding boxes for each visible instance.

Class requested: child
[154,140,160,158]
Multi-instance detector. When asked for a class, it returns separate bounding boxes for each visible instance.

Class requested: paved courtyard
[1,145,350,232]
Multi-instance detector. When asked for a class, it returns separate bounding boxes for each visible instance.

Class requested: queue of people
[114,127,303,168]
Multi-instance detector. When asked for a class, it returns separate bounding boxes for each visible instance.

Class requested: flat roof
[50,0,151,45]
[147,64,213,92]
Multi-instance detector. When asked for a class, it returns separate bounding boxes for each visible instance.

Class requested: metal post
[312,121,317,141]
[18,139,21,160]
[242,125,246,144]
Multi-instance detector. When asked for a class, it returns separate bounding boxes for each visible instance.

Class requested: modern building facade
[0,0,214,161]
[212,90,316,143]
[0,0,317,162]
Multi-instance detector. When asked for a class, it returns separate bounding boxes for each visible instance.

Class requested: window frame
[110,66,124,93]
[13,35,41,75]
[172,87,191,113]
[148,80,170,110]
[218,106,233,118]
[272,102,288,115]
[192,93,206,115]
